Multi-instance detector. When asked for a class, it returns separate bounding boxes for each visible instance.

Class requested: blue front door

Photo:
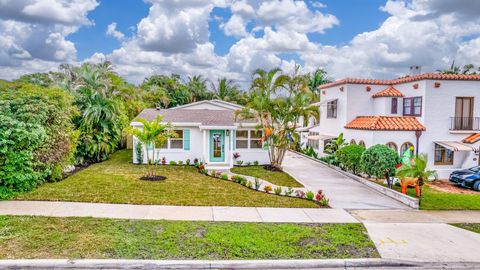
[209,130,225,162]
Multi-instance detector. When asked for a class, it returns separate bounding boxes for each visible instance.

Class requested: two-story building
[307,71,480,178]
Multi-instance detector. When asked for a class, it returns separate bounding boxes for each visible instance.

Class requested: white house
[306,71,480,178]
[130,99,269,170]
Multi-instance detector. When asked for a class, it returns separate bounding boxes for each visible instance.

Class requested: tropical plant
[305,191,315,200]
[335,144,366,174]
[186,159,191,165]
[254,177,261,190]
[211,78,240,102]
[360,144,401,188]
[324,133,346,154]
[135,142,144,164]
[396,154,437,204]
[285,187,294,196]
[253,161,259,166]
[437,61,479,75]
[302,146,318,159]
[236,160,244,165]
[274,187,282,195]
[125,115,177,178]
[235,66,319,170]
[186,75,212,102]
[306,68,330,101]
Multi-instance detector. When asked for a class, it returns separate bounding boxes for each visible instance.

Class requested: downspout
[415,130,422,156]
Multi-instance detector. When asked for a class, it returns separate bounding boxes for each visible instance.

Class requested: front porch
[201,127,236,170]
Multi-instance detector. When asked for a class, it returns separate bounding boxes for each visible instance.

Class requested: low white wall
[233,149,270,165]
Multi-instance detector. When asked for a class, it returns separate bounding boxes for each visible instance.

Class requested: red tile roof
[319,73,480,89]
[345,116,426,131]
[372,86,404,98]
[462,133,480,144]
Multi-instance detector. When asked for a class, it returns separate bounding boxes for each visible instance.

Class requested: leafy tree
[335,144,365,174]
[142,74,191,108]
[0,85,77,198]
[360,144,400,188]
[396,154,437,204]
[125,116,177,177]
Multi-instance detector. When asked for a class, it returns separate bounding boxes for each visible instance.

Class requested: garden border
[292,151,419,209]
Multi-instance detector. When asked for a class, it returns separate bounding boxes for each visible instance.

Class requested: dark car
[449,166,480,191]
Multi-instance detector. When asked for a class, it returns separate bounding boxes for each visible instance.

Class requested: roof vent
[409,65,421,76]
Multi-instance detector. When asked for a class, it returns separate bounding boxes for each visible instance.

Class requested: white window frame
[236,129,263,149]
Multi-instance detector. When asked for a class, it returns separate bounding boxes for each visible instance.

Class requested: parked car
[449,166,480,191]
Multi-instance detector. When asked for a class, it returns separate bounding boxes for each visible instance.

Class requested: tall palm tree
[307,68,330,101]
[437,61,479,75]
[187,75,211,102]
[211,78,239,102]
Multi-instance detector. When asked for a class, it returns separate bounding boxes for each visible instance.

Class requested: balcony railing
[449,117,480,131]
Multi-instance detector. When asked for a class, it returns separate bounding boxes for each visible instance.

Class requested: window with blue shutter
[183,129,190,150]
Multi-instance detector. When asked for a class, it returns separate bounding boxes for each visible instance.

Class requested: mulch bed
[429,180,477,194]
[140,176,167,181]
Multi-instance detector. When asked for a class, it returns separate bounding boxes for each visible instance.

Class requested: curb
[291,151,419,209]
[0,259,425,269]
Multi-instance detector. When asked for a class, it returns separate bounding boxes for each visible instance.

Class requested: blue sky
[0,0,479,84]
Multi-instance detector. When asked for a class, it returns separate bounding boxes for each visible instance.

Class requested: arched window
[400,142,414,155]
[350,139,356,145]
[386,142,398,152]
[358,140,366,147]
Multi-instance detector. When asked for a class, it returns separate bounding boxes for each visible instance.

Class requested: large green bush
[0,85,77,198]
[335,144,365,174]
[360,144,400,181]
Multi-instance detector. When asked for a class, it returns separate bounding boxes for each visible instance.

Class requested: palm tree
[324,133,346,154]
[307,68,330,101]
[125,115,177,178]
[187,75,211,102]
[236,67,318,170]
[437,61,479,75]
[211,78,239,101]
[396,154,437,205]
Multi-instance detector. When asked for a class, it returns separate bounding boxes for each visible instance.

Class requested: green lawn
[452,223,480,234]
[16,150,316,208]
[373,180,480,210]
[0,215,379,259]
[231,166,304,187]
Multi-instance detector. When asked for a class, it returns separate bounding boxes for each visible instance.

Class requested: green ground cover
[0,215,379,259]
[16,150,316,208]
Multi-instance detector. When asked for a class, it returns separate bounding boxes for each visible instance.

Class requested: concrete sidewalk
[0,201,358,223]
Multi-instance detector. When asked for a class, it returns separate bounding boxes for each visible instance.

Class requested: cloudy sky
[1,0,479,85]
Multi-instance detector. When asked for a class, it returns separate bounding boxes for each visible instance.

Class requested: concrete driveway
[282,152,408,209]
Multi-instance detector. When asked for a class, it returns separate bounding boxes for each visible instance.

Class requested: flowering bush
[264,185,273,193]
[315,190,324,201]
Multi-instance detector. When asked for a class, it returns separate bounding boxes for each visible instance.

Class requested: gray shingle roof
[134,109,256,126]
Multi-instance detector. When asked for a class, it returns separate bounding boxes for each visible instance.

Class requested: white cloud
[106,22,125,41]
[0,0,98,80]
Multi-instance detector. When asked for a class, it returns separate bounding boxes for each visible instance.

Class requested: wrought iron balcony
[449,117,480,131]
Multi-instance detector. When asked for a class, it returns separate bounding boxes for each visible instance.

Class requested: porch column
[203,129,207,163]
[229,129,234,168]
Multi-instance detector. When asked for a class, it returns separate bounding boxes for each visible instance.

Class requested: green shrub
[185,159,191,165]
[253,161,259,166]
[178,161,183,165]
[231,175,247,185]
[254,178,261,190]
[320,154,339,166]
[360,144,400,180]
[274,187,282,195]
[211,170,217,177]
[169,161,177,165]
[285,187,294,196]
[246,161,251,166]
[246,181,253,188]
[135,142,144,164]
[305,191,314,200]
[319,197,329,207]
[335,144,365,174]
[236,160,244,166]
[302,146,318,158]
[220,173,229,180]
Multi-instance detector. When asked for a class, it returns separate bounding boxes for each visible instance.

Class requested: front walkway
[282,151,408,209]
